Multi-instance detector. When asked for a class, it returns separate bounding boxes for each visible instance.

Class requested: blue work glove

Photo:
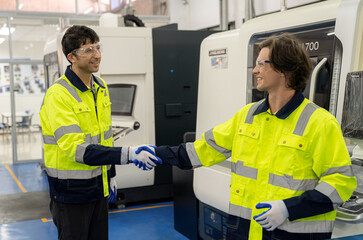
[128,145,162,171]
[108,177,117,203]
[253,200,289,231]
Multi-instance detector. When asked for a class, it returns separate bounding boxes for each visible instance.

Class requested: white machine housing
[193,0,363,238]
[97,27,155,189]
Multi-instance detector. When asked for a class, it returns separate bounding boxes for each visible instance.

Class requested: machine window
[108,84,136,116]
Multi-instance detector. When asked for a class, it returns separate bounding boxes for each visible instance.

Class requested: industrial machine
[334,71,363,237]
[193,0,363,239]
[152,24,216,239]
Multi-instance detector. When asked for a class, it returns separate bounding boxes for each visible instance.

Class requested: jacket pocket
[73,102,91,114]
[233,123,260,165]
[230,182,246,205]
[73,102,92,133]
[274,133,312,177]
[101,99,112,126]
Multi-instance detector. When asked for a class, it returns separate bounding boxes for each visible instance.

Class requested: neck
[71,65,92,88]
[268,88,296,114]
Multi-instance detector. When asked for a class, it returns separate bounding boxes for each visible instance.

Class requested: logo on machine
[209,48,228,56]
[302,41,320,52]
[349,72,362,78]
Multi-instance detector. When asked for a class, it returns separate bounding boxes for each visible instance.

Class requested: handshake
[128,145,163,171]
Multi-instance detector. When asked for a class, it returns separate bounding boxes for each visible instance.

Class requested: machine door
[43,51,60,90]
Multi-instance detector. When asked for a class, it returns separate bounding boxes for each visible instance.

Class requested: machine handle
[133,121,140,130]
[309,57,327,102]
[113,121,140,142]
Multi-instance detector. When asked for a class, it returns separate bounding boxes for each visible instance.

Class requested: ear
[280,72,286,79]
[67,53,76,64]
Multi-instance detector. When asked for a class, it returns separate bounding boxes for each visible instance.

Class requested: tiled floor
[0,163,188,240]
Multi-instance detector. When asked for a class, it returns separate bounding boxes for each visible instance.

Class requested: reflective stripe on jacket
[40,72,114,204]
[189,97,356,239]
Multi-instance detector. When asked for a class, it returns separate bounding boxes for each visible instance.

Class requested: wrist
[128,146,137,162]
[279,200,289,219]
[127,147,130,162]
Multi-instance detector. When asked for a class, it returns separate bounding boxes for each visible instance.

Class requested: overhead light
[19,3,24,10]
[83,7,93,14]
[0,37,5,44]
[0,26,15,35]
[327,32,335,36]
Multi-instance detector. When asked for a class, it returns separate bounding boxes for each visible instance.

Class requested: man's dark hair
[259,32,312,92]
[61,25,100,62]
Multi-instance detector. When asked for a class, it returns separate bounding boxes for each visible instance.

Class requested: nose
[252,65,259,75]
[93,49,101,58]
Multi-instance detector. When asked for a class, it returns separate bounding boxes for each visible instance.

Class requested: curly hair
[259,32,312,91]
[61,25,100,62]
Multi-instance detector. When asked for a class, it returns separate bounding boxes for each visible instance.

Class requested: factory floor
[0,163,188,240]
[1,164,362,240]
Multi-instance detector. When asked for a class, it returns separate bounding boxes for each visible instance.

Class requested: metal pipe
[280,0,287,11]
[220,0,228,31]
[234,0,243,29]
[59,17,70,30]
[7,16,18,164]
[59,17,64,30]
[75,0,79,15]
[245,0,255,21]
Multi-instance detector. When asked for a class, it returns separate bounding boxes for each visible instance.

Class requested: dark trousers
[226,215,332,240]
[50,197,109,240]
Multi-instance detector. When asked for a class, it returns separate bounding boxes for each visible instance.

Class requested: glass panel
[0,0,16,10]
[13,63,45,162]
[11,18,60,60]
[78,0,168,15]
[19,0,76,13]
[78,0,110,14]
[0,17,12,165]
[10,17,59,163]
[132,0,168,15]
[0,19,11,59]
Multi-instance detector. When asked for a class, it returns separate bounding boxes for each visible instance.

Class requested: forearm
[283,189,334,221]
[155,143,195,169]
[83,144,129,166]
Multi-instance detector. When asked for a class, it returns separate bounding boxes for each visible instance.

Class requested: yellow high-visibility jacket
[40,66,128,203]
[156,91,357,239]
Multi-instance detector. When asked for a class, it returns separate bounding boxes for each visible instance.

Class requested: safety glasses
[255,59,271,69]
[72,44,103,57]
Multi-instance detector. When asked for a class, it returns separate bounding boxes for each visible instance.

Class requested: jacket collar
[253,91,305,119]
[65,65,105,92]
